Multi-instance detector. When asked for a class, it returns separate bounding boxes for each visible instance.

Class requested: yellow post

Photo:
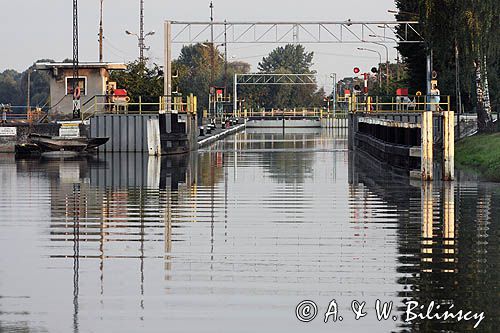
[193,96,197,116]
[367,96,372,112]
[421,111,433,181]
[443,110,455,181]
[190,93,194,113]
[139,96,142,114]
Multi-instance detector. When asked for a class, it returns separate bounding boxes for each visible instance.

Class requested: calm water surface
[0,128,498,332]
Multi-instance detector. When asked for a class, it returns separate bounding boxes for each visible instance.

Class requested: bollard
[421,111,433,181]
[442,111,455,181]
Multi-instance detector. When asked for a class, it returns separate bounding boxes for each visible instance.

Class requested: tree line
[112,44,325,111]
[0,60,51,111]
[1,45,325,113]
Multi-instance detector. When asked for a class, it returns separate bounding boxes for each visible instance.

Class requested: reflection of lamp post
[357,47,382,89]
[125,29,155,62]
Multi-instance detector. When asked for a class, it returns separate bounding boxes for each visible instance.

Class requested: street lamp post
[357,47,382,89]
[27,68,36,114]
[126,30,155,63]
[330,73,337,118]
[369,35,394,94]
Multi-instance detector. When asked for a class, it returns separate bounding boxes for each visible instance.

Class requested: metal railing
[233,108,349,119]
[1,106,48,123]
[81,95,198,121]
[344,95,452,113]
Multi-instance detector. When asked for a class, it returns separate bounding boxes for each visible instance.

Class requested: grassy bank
[456,133,500,181]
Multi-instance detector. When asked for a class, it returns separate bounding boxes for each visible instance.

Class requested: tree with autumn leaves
[395,0,499,132]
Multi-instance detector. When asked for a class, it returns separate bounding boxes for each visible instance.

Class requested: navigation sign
[59,124,80,138]
[0,127,16,136]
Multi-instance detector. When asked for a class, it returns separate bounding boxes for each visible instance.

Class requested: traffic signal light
[371,67,378,74]
[353,67,360,74]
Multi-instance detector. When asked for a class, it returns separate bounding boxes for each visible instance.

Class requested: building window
[65,77,87,96]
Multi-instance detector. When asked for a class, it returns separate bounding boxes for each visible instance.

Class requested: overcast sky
[1,0,399,91]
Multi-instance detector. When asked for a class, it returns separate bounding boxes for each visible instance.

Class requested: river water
[0,128,498,333]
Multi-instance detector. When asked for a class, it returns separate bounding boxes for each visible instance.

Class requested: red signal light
[353,67,360,74]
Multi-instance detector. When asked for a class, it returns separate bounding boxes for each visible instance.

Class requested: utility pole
[224,20,228,95]
[331,73,337,118]
[369,38,390,95]
[72,0,80,119]
[99,0,104,62]
[209,1,214,120]
[139,0,144,62]
[210,2,214,85]
[27,69,31,114]
[126,1,154,64]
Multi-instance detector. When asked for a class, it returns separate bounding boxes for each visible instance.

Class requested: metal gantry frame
[170,21,423,44]
[233,73,317,114]
[163,20,425,115]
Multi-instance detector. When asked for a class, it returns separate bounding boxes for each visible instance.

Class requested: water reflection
[349,150,499,332]
[0,129,498,332]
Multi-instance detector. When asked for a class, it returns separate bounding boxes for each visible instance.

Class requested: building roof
[36,62,127,70]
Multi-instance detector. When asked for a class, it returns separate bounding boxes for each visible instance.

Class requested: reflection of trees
[197,151,225,188]
[349,151,499,332]
[247,131,318,184]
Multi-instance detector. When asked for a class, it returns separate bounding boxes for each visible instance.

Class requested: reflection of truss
[170,21,423,44]
[236,73,317,85]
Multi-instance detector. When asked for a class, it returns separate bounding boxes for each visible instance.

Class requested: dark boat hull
[28,134,109,154]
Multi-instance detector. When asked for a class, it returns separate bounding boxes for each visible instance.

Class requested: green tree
[0,70,21,105]
[0,59,51,111]
[110,60,164,109]
[172,44,251,110]
[395,0,499,132]
[243,44,324,109]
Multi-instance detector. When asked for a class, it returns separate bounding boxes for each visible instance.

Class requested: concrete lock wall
[90,114,158,153]
[348,112,454,181]
[90,113,198,155]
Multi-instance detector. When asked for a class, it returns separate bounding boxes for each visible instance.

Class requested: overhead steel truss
[236,73,317,85]
[170,21,423,44]
[233,73,318,116]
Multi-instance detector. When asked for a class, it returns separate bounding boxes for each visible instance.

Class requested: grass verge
[455,133,500,182]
